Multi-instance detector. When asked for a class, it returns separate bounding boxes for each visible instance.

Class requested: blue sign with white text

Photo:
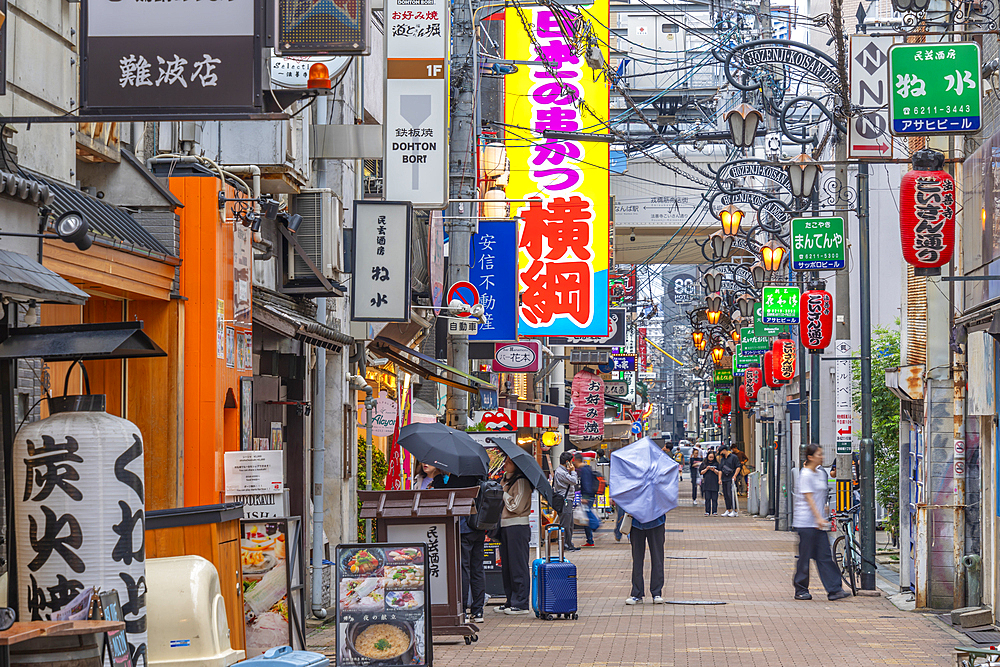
[470,220,518,341]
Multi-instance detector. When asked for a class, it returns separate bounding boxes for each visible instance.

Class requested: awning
[372,335,496,395]
[0,249,89,304]
[540,403,569,424]
[472,408,557,429]
[253,293,354,352]
[0,321,165,361]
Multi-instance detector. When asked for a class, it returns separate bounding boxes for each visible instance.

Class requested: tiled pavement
[309,504,963,666]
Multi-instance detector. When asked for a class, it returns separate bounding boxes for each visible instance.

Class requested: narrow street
[311,505,961,666]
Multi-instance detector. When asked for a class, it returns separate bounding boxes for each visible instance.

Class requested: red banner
[637,327,647,369]
[570,371,605,441]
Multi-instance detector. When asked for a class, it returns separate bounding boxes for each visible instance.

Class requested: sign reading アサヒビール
[889,42,982,135]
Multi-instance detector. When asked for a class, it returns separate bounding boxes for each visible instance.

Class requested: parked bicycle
[832,504,877,595]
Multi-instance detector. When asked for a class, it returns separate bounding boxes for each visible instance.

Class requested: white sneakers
[723,510,738,517]
[652,596,664,604]
[625,596,641,605]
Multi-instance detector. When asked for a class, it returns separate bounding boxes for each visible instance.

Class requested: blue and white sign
[470,220,518,341]
[611,355,636,372]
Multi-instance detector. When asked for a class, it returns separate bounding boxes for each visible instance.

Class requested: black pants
[691,473,700,501]
[461,530,486,616]
[499,524,531,610]
[629,523,665,599]
[704,490,718,514]
[559,505,576,548]
[794,528,844,596]
[722,480,735,510]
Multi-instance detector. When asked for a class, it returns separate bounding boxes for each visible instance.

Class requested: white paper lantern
[481,188,508,219]
[15,395,146,666]
[481,143,506,178]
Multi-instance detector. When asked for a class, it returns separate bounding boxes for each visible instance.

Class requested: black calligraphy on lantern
[23,435,83,502]
[25,573,84,621]
[804,292,830,347]
[28,506,84,573]
[911,176,955,265]
[113,501,146,566]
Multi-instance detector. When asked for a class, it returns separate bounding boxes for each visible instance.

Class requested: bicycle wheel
[845,551,858,596]
[833,535,847,572]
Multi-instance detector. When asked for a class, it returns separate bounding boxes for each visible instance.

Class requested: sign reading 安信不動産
[889,42,982,135]
[352,201,413,322]
[384,0,449,208]
[505,0,611,337]
[791,217,846,270]
[761,287,801,324]
[83,0,261,113]
[470,221,518,342]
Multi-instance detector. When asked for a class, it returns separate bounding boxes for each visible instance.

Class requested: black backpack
[467,479,505,531]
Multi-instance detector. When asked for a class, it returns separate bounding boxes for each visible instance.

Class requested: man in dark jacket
[719,444,741,517]
[434,474,487,623]
[574,453,598,547]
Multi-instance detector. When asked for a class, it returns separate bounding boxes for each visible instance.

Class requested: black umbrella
[397,423,489,478]
[481,434,553,503]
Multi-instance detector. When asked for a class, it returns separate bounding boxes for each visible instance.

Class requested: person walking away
[497,456,533,614]
[552,452,580,551]
[700,451,721,516]
[624,512,666,605]
[574,452,598,547]
[719,445,740,517]
[689,448,703,505]
[793,444,851,601]
[433,474,487,623]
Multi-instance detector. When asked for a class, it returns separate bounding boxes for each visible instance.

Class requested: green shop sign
[889,42,982,135]
[753,303,787,337]
[761,287,801,324]
[714,368,733,386]
[790,217,845,270]
[740,327,770,356]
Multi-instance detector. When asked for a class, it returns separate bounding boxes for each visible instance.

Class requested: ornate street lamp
[718,205,745,236]
[706,309,722,325]
[785,152,823,199]
[692,330,705,348]
[724,103,764,149]
[751,262,767,290]
[706,292,723,313]
[890,0,930,11]
[731,328,741,345]
[709,231,734,261]
[711,346,725,365]
[696,338,707,350]
[703,269,724,294]
[736,293,756,319]
[761,240,788,272]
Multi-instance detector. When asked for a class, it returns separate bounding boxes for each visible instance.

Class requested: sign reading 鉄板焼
[505,0,610,336]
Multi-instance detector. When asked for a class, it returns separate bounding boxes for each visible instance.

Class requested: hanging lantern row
[899,148,955,276]
[772,334,796,383]
[800,282,833,353]
[717,392,732,417]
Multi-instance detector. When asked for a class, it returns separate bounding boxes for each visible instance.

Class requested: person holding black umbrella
[497,456,533,615]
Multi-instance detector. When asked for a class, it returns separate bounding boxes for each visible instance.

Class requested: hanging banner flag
[372,390,398,437]
[637,327,647,368]
[470,220,519,341]
[352,201,412,322]
[570,371,605,441]
[505,0,610,336]
[610,266,637,306]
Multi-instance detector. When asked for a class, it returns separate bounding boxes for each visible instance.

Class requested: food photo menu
[335,543,432,666]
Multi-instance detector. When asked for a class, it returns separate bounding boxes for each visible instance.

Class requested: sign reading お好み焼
[384,0,449,207]
[83,0,260,114]
[352,201,412,322]
[505,1,610,337]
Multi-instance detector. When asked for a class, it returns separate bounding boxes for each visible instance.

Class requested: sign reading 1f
[889,42,982,135]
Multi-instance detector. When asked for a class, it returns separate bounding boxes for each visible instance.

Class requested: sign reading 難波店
[82,0,261,115]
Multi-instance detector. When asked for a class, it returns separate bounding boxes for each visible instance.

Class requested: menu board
[335,543,432,667]
[241,520,293,657]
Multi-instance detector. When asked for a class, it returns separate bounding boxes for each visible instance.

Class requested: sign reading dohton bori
[83,0,261,114]
[889,42,982,135]
[384,0,449,207]
[352,201,412,322]
[506,0,610,336]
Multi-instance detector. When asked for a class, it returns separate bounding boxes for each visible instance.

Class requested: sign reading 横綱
[570,371,605,441]
[548,308,625,347]
[384,0,449,207]
[470,221,518,341]
[889,42,982,135]
[493,341,542,373]
[82,0,260,113]
[352,201,412,322]
[505,0,610,336]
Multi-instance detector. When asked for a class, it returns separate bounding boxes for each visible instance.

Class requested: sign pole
[858,162,877,591]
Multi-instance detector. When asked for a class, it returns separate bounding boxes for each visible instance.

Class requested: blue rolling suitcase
[535,525,578,620]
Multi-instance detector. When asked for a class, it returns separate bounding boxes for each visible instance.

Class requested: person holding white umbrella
[610,437,680,605]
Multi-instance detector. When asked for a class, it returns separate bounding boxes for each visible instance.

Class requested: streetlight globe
[718,204,745,236]
[707,309,722,325]
[704,269,724,294]
[785,152,823,199]
[724,103,764,149]
[761,241,788,272]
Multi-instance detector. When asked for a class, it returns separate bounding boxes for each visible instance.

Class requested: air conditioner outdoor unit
[288,188,343,281]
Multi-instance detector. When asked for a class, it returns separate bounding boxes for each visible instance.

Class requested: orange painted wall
[173,176,251,507]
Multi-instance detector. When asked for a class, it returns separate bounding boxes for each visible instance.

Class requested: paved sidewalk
[309,505,961,666]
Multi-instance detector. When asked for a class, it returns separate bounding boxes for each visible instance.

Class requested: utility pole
[444,0,478,429]
[857,163,876,591]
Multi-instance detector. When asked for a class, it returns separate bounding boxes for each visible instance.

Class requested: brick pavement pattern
[308,505,959,666]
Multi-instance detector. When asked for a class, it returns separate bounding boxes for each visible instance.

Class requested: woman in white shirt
[792,444,851,601]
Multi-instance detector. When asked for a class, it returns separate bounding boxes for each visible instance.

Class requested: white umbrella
[610,436,680,523]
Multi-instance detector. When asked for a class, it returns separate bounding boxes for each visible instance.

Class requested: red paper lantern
[738,381,751,410]
[899,148,955,275]
[744,365,763,402]
[717,392,732,417]
[713,409,721,425]
[763,350,782,388]
[800,285,833,353]
[772,335,796,383]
